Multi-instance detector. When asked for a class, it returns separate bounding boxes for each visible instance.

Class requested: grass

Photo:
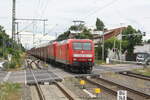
[95,60,106,65]
[133,68,150,76]
[3,53,26,71]
[0,83,22,100]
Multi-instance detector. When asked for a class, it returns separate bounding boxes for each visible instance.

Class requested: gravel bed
[62,77,118,100]
[21,85,32,100]
[83,79,117,100]
[90,78,145,100]
[62,77,90,99]
[101,73,150,95]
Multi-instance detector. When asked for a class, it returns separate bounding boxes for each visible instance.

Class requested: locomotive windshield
[73,42,92,50]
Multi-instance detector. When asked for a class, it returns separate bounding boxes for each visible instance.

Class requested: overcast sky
[0,0,150,48]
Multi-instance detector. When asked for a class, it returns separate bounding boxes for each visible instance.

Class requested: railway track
[81,77,133,100]
[54,82,75,100]
[30,68,46,100]
[119,71,150,81]
[26,59,77,100]
[83,76,150,100]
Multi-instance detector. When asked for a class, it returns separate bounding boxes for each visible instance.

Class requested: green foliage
[147,39,150,43]
[75,29,93,39]
[133,68,150,76]
[95,43,108,60]
[0,25,25,69]
[96,37,129,60]
[0,25,24,57]
[96,18,105,31]
[0,83,21,100]
[57,25,93,40]
[104,37,128,53]
[56,31,70,41]
[95,59,106,64]
[69,24,85,31]
[122,25,143,54]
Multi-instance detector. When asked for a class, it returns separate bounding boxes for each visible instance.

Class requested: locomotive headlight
[88,59,92,61]
[73,58,77,61]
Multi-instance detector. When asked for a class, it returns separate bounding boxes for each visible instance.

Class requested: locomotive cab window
[83,43,91,50]
[73,42,92,50]
[73,43,82,50]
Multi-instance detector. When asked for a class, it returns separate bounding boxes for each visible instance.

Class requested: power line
[83,0,119,19]
[113,7,145,31]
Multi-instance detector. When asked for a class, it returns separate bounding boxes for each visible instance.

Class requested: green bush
[9,61,16,69]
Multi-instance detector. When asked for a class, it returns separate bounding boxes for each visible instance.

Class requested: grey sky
[0,0,150,48]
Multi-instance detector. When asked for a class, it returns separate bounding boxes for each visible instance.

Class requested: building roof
[94,27,126,40]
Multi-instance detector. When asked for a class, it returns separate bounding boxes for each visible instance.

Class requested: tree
[96,18,105,31]
[56,31,70,41]
[69,24,85,31]
[122,25,143,54]
[96,37,128,60]
[57,25,93,40]
[75,29,93,39]
[147,39,150,43]
[0,25,24,58]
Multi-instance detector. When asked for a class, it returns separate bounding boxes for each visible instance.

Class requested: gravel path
[22,85,32,100]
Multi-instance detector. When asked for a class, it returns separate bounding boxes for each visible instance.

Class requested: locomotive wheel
[65,65,70,72]
[85,67,92,74]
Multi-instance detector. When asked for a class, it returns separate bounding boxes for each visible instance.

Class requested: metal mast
[12,0,16,41]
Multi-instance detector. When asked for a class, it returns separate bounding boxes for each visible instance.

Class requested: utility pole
[102,30,105,61]
[15,19,48,47]
[16,22,19,44]
[12,0,16,41]
[55,32,58,39]
[119,23,124,61]
[120,29,123,61]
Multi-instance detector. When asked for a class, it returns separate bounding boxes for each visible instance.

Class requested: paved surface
[0,69,62,84]
[8,70,25,83]
[0,64,144,83]
[26,69,62,84]
[0,71,9,83]
[93,64,144,73]
[0,70,26,83]
[48,65,75,79]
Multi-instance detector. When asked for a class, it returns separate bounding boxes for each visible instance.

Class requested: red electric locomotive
[55,39,94,73]
[27,39,95,73]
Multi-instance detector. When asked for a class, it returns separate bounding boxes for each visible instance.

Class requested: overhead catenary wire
[82,0,120,20]
[113,7,146,31]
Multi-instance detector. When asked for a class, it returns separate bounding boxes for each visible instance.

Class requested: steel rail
[30,68,46,100]
[94,77,150,99]
[119,71,150,81]
[27,59,46,100]
[83,78,133,100]
[54,82,75,100]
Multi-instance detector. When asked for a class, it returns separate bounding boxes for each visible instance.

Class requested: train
[27,39,95,73]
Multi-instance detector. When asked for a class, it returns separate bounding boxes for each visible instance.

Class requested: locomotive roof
[57,39,92,45]
[35,39,93,48]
